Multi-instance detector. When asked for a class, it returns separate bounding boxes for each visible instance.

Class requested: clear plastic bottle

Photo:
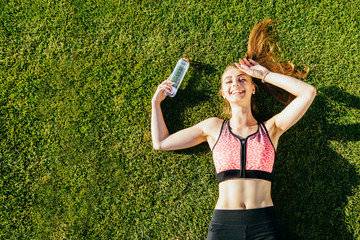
[165,57,190,97]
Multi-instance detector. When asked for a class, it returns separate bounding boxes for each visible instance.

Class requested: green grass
[1,0,360,239]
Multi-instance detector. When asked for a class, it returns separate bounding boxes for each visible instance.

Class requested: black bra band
[217,170,274,183]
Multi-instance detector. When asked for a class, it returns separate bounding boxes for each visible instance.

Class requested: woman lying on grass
[151,19,316,240]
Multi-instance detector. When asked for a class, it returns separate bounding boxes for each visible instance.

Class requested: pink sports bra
[212,120,275,183]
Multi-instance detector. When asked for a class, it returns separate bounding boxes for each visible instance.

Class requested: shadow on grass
[273,86,360,239]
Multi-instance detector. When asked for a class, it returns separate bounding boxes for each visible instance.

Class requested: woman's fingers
[152,76,176,103]
[159,78,173,88]
[155,78,173,96]
[164,75,174,85]
[239,58,246,67]
[248,59,257,65]
[160,84,172,93]
[243,58,251,67]
[234,62,242,69]
[239,58,254,69]
[235,62,249,75]
[235,58,269,79]
[240,58,258,67]
[162,80,173,86]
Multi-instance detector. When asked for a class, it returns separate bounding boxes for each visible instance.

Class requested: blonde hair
[221,19,309,118]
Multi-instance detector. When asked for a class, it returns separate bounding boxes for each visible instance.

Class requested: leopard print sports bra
[212,120,275,183]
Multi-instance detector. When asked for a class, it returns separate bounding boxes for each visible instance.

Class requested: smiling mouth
[231,90,245,95]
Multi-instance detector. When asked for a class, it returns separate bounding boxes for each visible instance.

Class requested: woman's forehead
[222,68,247,80]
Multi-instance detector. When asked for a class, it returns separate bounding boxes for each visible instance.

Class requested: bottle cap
[183,57,189,62]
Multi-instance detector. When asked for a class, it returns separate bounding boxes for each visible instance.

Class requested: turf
[1,0,359,239]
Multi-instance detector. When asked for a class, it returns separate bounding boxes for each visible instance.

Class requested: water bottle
[165,57,190,97]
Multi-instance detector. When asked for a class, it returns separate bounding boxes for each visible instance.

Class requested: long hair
[221,19,309,118]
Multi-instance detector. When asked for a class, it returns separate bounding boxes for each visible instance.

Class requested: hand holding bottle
[152,57,189,104]
[152,76,174,104]
[164,57,189,97]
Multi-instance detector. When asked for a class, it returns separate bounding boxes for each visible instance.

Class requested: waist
[215,199,273,210]
[215,178,273,210]
[211,206,278,225]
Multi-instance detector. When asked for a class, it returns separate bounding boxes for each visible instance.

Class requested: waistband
[211,206,278,226]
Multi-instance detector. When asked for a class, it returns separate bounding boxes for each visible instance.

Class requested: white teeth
[231,90,244,95]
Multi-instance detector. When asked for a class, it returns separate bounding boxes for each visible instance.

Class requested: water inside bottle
[171,65,186,88]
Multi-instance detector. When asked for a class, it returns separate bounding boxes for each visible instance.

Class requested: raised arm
[260,72,316,134]
[151,78,213,150]
[236,58,316,136]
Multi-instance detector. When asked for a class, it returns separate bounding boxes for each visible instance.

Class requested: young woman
[151,19,316,240]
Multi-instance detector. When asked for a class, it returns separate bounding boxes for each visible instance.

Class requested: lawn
[1,0,359,239]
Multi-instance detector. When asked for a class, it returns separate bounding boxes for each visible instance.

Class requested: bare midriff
[215,178,273,210]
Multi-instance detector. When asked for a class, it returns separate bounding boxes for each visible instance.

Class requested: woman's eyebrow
[237,74,247,78]
[224,74,246,79]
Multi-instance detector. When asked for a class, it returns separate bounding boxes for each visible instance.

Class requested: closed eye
[224,74,247,84]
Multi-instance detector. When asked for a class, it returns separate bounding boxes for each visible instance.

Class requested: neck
[230,104,257,127]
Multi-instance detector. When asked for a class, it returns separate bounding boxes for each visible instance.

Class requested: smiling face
[221,66,255,105]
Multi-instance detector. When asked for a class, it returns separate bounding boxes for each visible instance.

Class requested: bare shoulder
[199,117,224,132]
[202,117,224,125]
[197,117,224,148]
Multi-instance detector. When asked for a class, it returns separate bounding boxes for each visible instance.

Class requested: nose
[232,80,239,87]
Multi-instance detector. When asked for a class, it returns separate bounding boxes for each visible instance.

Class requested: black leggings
[207,207,284,240]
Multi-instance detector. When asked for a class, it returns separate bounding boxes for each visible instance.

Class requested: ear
[252,87,256,95]
[220,89,225,99]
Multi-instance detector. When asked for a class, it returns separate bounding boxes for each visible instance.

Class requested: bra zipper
[240,139,246,177]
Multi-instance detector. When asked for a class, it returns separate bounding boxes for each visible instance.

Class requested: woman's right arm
[151,79,215,150]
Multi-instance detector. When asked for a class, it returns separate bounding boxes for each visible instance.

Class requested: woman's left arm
[236,58,317,135]
[261,72,317,134]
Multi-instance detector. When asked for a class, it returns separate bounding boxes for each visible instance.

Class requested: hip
[207,206,283,240]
